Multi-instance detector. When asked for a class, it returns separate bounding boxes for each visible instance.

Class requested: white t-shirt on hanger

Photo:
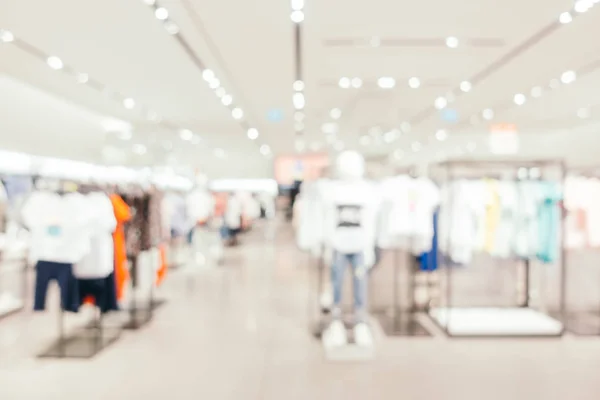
[21,191,94,264]
[73,192,117,279]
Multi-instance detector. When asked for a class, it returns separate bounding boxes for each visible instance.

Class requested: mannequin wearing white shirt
[321,151,378,348]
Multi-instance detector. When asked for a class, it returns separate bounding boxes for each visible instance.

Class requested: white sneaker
[323,320,347,348]
[353,323,374,347]
[319,290,333,312]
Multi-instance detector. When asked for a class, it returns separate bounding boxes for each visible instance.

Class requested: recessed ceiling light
[295,139,306,152]
[76,73,89,83]
[209,78,220,89]
[351,77,363,88]
[291,0,305,11]
[401,122,411,132]
[0,30,15,43]
[559,11,573,23]
[577,107,591,119]
[164,21,180,35]
[445,36,459,48]
[561,70,577,84]
[155,7,169,20]
[339,77,351,89]
[179,129,193,141]
[370,36,381,47]
[321,122,338,134]
[460,81,472,92]
[260,144,271,155]
[214,148,225,158]
[530,86,543,98]
[513,93,526,105]
[116,130,132,141]
[142,0,156,5]
[231,107,244,119]
[359,135,372,146]
[434,96,447,110]
[384,130,399,143]
[549,79,560,89]
[411,141,422,152]
[293,80,304,91]
[408,77,421,89]
[290,10,304,23]
[132,144,147,155]
[482,108,494,120]
[293,92,305,109]
[330,108,342,120]
[123,98,136,109]
[435,129,448,141]
[294,111,305,122]
[377,77,396,89]
[215,87,226,98]
[46,56,64,70]
[221,94,233,106]
[466,142,477,152]
[575,0,592,13]
[202,69,215,82]
[247,128,259,140]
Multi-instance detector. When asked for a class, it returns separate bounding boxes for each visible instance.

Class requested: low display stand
[374,249,432,337]
[38,303,121,359]
[123,254,166,330]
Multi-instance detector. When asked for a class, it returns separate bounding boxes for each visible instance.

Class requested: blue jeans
[331,251,367,322]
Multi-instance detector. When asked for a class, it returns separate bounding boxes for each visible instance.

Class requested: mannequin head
[335,150,365,180]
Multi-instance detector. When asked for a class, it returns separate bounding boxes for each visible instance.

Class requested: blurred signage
[274,153,329,185]
[267,108,284,122]
[441,108,459,123]
[489,123,519,154]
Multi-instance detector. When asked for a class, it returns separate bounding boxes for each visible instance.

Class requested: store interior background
[2,0,600,399]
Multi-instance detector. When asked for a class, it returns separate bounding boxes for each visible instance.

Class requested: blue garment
[331,251,368,322]
[537,182,562,264]
[418,207,439,271]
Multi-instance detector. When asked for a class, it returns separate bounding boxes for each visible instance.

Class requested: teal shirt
[536,182,562,263]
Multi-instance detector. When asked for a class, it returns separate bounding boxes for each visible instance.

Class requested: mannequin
[320,150,379,348]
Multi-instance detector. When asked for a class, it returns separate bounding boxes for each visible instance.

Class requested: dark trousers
[34,261,79,312]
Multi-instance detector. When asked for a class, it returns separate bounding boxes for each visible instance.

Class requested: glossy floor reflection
[1,221,600,399]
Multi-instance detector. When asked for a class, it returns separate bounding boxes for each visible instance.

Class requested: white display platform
[429,307,564,337]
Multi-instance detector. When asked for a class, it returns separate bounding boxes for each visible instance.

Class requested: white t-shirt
[186,189,214,225]
[21,191,94,264]
[323,179,380,254]
[225,195,242,229]
[73,192,117,279]
[378,176,439,253]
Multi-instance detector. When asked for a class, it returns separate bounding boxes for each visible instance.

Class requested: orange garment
[214,193,227,217]
[156,244,167,286]
[110,194,131,301]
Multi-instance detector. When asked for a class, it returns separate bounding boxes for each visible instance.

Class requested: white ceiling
[0,0,599,178]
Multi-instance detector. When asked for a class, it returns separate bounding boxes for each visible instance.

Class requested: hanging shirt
[537,182,562,263]
[186,189,214,226]
[110,194,131,301]
[225,195,242,229]
[21,191,93,264]
[73,192,117,279]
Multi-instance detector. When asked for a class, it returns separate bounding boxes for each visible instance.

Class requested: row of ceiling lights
[338,76,423,90]
[424,0,598,139]
[143,0,271,157]
[0,28,169,157]
[291,0,305,140]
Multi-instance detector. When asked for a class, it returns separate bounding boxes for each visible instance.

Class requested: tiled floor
[1,221,600,399]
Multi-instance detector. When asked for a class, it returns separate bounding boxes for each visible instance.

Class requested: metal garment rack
[427,158,567,338]
[557,167,600,335]
[123,254,157,330]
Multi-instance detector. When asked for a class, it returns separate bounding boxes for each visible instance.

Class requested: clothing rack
[428,158,567,338]
[37,182,122,358]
